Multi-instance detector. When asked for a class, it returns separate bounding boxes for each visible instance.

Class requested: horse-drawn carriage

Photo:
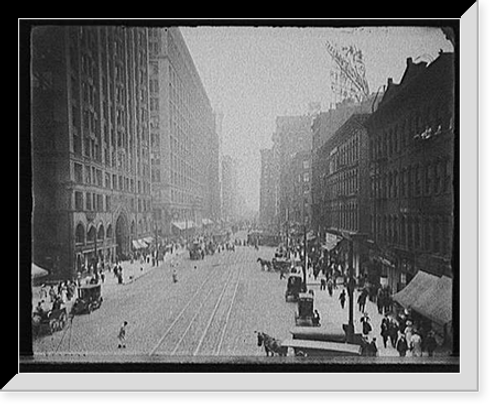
[189,242,203,260]
[32,305,68,337]
[285,275,302,302]
[295,292,321,327]
[71,284,103,315]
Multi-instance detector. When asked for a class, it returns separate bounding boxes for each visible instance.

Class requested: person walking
[327,277,334,297]
[388,319,399,348]
[117,321,128,349]
[409,331,423,357]
[367,337,378,356]
[396,332,409,357]
[360,313,372,336]
[339,289,346,309]
[424,330,438,356]
[357,290,367,313]
[380,315,390,348]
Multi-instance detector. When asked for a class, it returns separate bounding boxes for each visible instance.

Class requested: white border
[7,8,478,391]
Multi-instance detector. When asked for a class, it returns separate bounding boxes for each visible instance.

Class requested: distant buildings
[221,155,238,223]
[259,148,278,229]
[148,27,221,237]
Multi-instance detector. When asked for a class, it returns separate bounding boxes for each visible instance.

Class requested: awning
[392,270,453,325]
[172,221,196,231]
[132,239,149,249]
[32,263,49,279]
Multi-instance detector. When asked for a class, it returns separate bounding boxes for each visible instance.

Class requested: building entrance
[115,213,128,260]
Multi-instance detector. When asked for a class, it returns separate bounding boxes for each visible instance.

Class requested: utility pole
[345,237,356,343]
[301,222,307,292]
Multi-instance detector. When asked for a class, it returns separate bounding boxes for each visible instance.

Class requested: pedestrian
[320,278,326,291]
[327,277,333,297]
[425,330,438,357]
[339,289,346,309]
[367,337,378,356]
[388,319,399,348]
[404,321,414,344]
[376,287,384,314]
[360,313,372,336]
[172,268,178,283]
[312,310,321,326]
[396,332,409,357]
[117,321,128,349]
[409,331,423,357]
[357,290,367,313]
[380,315,390,348]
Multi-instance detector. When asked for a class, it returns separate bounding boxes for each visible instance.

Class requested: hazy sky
[180,25,454,212]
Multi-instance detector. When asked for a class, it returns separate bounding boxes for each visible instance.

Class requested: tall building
[271,115,313,230]
[310,96,377,234]
[365,52,455,294]
[147,27,220,236]
[288,150,312,229]
[259,148,278,229]
[31,26,152,278]
[221,155,237,222]
[315,113,372,278]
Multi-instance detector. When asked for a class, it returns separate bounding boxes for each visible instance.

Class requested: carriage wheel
[49,319,58,333]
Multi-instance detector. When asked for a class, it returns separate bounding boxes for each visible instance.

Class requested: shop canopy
[132,239,149,249]
[31,263,49,279]
[172,221,196,231]
[392,270,453,326]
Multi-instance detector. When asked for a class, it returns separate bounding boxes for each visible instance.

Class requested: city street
[33,242,299,359]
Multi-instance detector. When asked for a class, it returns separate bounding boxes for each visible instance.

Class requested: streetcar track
[192,272,232,356]
[170,283,217,355]
[216,274,240,356]
[171,260,237,356]
[148,263,220,356]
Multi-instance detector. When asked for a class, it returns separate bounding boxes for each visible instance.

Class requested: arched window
[106,224,113,239]
[87,226,96,244]
[97,224,105,241]
[75,223,85,245]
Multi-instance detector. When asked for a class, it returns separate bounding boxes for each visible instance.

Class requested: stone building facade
[31,26,152,278]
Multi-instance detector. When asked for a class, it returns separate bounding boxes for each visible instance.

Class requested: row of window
[371,214,452,256]
[73,162,150,195]
[328,200,359,233]
[328,131,362,174]
[73,190,151,213]
[370,101,452,161]
[372,158,452,200]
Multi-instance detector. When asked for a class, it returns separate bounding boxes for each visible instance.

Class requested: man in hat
[118,321,128,349]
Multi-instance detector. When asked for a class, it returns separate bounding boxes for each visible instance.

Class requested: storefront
[392,270,453,345]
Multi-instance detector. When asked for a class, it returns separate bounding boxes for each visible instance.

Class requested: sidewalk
[102,248,187,287]
[305,274,449,357]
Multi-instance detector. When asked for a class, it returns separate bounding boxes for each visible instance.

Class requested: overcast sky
[180,25,454,213]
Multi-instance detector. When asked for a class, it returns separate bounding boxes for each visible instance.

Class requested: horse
[256,258,272,271]
[255,331,288,356]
